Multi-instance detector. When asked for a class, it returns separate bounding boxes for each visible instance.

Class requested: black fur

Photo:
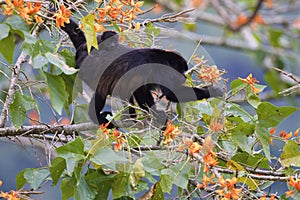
[61,19,211,128]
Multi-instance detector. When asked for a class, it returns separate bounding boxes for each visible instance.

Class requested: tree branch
[0,122,98,137]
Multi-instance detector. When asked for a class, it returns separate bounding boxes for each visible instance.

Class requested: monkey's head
[101,31,118,42]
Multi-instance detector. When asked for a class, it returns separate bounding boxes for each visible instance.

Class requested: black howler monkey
[61,19,211,128]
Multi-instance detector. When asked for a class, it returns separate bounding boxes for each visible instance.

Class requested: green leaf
[32,55,48,69]
[90,147,127,170]
[226,160,246,171]
[142,152,164,176]
[255,125,271,160]
[74,176,96,200]
[257,102,298,128]
[151,183,164,200]
[16,169,27,190]
[159,174,173,193]
[247,94,261,108]
[45,73,68,115]
[56,137,85,174]
[60,49,76,68]
[45,52,77,75]
[112,170,131,199]
[5,15,28,31]
[170,162,191,189]
[183,23,197,31]
[60,176,76,200]
[145,22,161,37]
[81,14,98,54]
[230,79,245,93]
[130,158,145,189]
[231,132,251,154]
[85,169,116,200]
[237,177,258,190]
[231,122,255,153]
[10,92,35,128]
[281,140,300,167]
[0,33,15,63]
[60,73,80,115]
[22,30,37,44]
[50,157,67,186]
[226,103,253,122]
[231,152,270,169]
[268,28,283,47]
[10,94,26,128]
[24,168,49,190]
[0,24,10,40]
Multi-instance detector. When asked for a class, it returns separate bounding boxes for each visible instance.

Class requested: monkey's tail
[61,19,86,50]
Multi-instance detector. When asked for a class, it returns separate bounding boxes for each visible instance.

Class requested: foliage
[0,0,299,199]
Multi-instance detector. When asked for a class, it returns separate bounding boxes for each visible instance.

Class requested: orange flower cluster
[163,120,181,145]
[99,124,127,151]
[96,0,143,24]
[209,119,224,132]
[238,73,260,93]
[280,130,293,140]
[217,176,242,200]
[203,150,218,172]
[259,194,276,200]
[1,191,20,200]
[3,0,43,24]
[199,65,222,84]
[197,174,215,189]
[53,5,71,28]
[232,14,265,28]
[286,176,300,197]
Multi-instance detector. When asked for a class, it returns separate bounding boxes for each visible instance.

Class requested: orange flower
[0,180,2,186]
[270,194,276,200]
[107,5,122,19]
[35,15,44,23]
[232,14,248,27]
[197,174,215,189]
[285,190,294,197]
[189,142,201,154]
[100,123,110,138]
[133,1,143,13]
[218,176,242,199]
[259,195,267,200]
[209,119,223,132]
[280,130,287,137]
[203,151,218,167]
[253,15,265,25]
[199,65,222,84]
[269,127,276,135]
[265,0,273,8]
[1,190,20,200]
[238,73,260,93]
[230,188,242,199]
[289,176,300,191]
[53,5,71,28]
[112,129,127,151]
[294,128,300,137]
[163,120,181,145]
[284,132,293,140]
[27,2,42,15]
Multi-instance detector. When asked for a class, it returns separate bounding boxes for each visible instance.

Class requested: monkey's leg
[128,96,137,118]
[162,85,210,102]
[133,87,155,113]
[90,92,115,128]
